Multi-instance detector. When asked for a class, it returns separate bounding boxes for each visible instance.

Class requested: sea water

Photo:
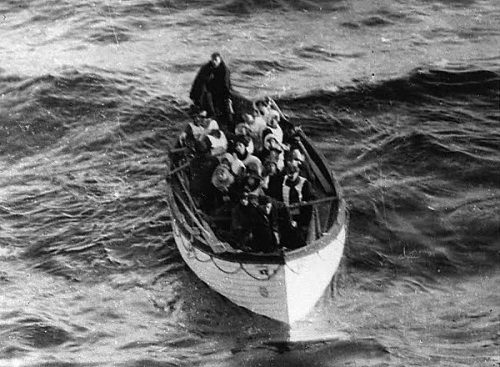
[0,0,499,366]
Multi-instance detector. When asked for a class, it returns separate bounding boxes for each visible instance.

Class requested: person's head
[249,193,259,207]
[260,196,273,215]
[194,110,209,126]
[263,160,278,176]
[285,161,300,180]
[234,140,247,155]
[210,52,222,67]
[263,134,282,152]
[231,159,246,176]
[289,148,304,168]
[220,152,234,168]
[267,110,280,128]
[245,174,261,190]
[242,113,254,125]
[212,165,234,191]
[246,159,261,177]
[235,123,250,136]
[256,100,270,116]
[239,191,249,206]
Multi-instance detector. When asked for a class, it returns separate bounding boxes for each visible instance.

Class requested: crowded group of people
[176,52,316,253]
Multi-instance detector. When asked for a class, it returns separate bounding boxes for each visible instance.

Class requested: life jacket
[248,116,267,151]
[282,176,306,215]
[206,130,228,156]
[231,153,262,176]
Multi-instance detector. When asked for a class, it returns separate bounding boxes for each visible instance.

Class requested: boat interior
[167,93,344,261]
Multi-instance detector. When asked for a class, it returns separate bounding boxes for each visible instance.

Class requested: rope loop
[241,264,281,281]
[211,258,242,274]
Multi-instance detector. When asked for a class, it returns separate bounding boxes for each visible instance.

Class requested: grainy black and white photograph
[1,0,499,366]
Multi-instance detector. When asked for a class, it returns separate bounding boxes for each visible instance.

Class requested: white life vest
[206,131,228,156]
[248,116,267,146]
[263,125,283,145]
[282,176,306,207]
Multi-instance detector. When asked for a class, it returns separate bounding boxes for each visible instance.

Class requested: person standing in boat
[190,52,234,131]
[272,161,314,249]
[230,191,254,250]
[247,194,280,253]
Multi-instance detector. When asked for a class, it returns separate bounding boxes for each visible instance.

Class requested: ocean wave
[280,66,499,108]
[273,65,500,273]
[212,0,345,15]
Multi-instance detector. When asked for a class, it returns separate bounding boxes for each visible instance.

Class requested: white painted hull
[172,220,346,324]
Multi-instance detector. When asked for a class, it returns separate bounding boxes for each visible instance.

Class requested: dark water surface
[1,0,499,366]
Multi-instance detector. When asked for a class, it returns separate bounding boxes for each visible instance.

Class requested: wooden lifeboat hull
[171,198,346,324]
[167,94,347,324]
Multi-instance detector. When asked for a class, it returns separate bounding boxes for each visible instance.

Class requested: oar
[296,138,334,194]
[267,97,334,194]
[287,195,338,209]
[173,191,229,254]
[166,161,191,177]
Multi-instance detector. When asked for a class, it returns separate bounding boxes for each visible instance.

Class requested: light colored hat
[268,110,280,122]
[207,119,219,131]
[263,133,282,151]
[244,155,263,176]
[211,165,234,190]
[231,158,246,176]
[291,148,305,162]
[235,122,250,135]
[220,152,234,165]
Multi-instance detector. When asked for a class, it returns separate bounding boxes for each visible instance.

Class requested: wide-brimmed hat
[231,158,246,176]
[263,133,282,151]
[267,110,280,123]
[235,122,250,135]
[211,165,234,189]
[245,155,263,176]
[219,152,234,165]
[291,148,304,161]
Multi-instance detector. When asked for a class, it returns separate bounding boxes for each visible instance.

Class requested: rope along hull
[172,219,346,324]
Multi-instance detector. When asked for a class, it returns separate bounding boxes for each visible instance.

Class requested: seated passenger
[201,164,234,215]
[190,139,221,205]
[261,110,283,145]
[204,128,228,157]
[234,122,255,154]
[232,136,263,173]
[253,98,272,120]
[179,108,217,148]
[260,135,285,171]
[244,155,263,177]
[279,162,314,248]
[230,191,253,250]
[247,194,280,253]
[262,161,284,200]
[242,113,267,151]
[231,158,246,177]
[219,152,234,169]
[262,162,312,249]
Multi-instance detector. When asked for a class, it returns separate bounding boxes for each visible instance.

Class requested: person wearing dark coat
[230,191,253,249]
[247,195,280,253]
[265,161,313,249]
[189,139,220,206]
[189,52,233,130]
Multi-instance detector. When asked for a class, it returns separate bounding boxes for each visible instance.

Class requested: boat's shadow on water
[225,336,389,367]
[176,275,389,366]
